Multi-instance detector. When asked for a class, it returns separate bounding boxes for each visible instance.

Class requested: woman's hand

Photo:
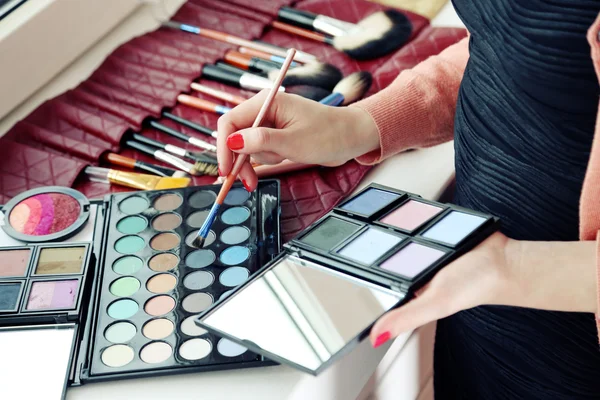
[370,232,598,348]
[216,90,380,191]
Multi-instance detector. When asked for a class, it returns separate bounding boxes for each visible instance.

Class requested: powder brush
[192,49,296,248]
[319,71,373,106]
[277,6,358,37]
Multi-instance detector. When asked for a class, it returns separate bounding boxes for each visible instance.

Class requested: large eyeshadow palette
[85,181,280,380]
[196,183,500,375]
[0,243,92,324]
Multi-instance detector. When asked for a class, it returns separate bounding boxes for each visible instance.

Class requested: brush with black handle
[148,120,217,152]
[278,6,358,37]
[126,140,203,176]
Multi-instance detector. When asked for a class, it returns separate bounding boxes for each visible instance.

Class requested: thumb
[226,126,285,155]
[370,285,451,348]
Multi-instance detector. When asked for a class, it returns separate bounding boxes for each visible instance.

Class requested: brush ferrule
[314,15,358,37]
[155,151,195,174]
[239,74,286,92]
[196,204,220,243]
[179,23,201,34]
[164,144,187,157]
[319,92,345,106]
[189,137,217,152]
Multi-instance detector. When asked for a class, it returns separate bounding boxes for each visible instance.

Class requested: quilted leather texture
[1,0,466,240]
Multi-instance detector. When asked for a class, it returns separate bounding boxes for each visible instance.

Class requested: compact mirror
[197,255,403,374]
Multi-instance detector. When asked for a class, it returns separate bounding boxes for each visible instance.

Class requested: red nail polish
[242,179,251,192]
[227,134,244,150]
[218,164,222,177]
[374,331,390,348]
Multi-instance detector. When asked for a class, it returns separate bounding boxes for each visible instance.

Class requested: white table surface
[0,2,463,399]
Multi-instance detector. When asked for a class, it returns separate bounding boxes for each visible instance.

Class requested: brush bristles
[192,203,220,248]
[193,162,219,176]
[271,63,342,91]
[287,85,332,101]
[172,171,190,178]
[332,71,372,105]
[332,10,412,60]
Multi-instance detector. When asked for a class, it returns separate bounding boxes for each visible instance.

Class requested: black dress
[435,1,600,398]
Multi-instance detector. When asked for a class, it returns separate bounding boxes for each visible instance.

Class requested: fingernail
[242,179,252,192]
[373,331,390,348]
[227,134,244,150]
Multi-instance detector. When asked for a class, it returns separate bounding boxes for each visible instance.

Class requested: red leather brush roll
[1,0,466,240]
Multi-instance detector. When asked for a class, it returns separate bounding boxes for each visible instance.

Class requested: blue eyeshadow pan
[337,228,403,264]
[422,211,487,246]
[340,188,400,216]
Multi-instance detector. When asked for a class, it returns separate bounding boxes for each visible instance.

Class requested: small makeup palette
[196,183,500,375]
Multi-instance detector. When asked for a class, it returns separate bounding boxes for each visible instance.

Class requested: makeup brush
[252,41,317,64]
[162,21,317,64]
[224,50,282,74]
[319,71,372,106]
[130,134,219,177]
[239,47,301,67]
[126,140,202,176]
[192,49,296,248]
[277,6,358,37]
[271,10,413,60]
[162,112,218,139]
[103,153,189,178]
[190,82,247,106]
[203,64,284,92]
[286,85,332,101]
[148,120,217,153]
[85,167,191,190]
[177,94,231,115]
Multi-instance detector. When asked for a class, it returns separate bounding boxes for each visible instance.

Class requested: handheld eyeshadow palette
[196,183,500,375]
[0,181,280,397]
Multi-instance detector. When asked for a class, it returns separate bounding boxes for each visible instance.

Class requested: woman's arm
[352,36,470,164]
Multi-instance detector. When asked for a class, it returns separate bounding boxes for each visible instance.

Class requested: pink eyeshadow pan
[26,279,79,310]
[380,243,447,279]
[0,249,31,277]
[380,200,443,232]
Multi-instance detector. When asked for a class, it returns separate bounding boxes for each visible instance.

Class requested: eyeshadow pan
[150,232,180,251]
[9,193,81,236]
[219,267,249,287]
[152,213,182,231]
[338,228,403,265]
[115,235,145,254]
[179,338,212,360]
[119,196,149,215]
[145,295,175,316]
[185,230,216,248]
[116,216,147,235]
[0,282,21,311]
[224,188,250,205]
[26,279,79,310]
[380,200,443,232]
[340,188,400,216]
[422,211,487,246]
[107,299,139,319]
[35,247,85,275]
[221,207,250,225]
[189,191,217,209]
[104,322,137,344]
[181,316,207,336]
[0,249,30,277]
[185,249,216,269]
[140,341,172,364]
[154,193,183,211]
[146,274,177,293]
[112,256,143,275]
[143,318,174,340]
[217,338,247,357]
[380,242,447,279]
[220,246,250,265]
[300,217,360,251]
[221,226,250,245]
[102,344,134,367]
[186,210,210,228]
[182,293,213,313]
[148,253,179,272]
[183,271,214,290]
[109,277,141,297]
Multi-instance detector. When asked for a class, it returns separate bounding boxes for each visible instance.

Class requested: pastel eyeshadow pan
[300,217,361,251]
[219,246,250,266]
[340,188,401,216]
[26,279,79,310]
[224,188,250,206]
[338,228,403,265]
[422,211,487,246]
[115,236,145,254]
[221,207,250,225]
[380,200,443,232]
[119,196,149,215]
[117,216,148,235]
[0,249,31,277]
[34,247,86,275]
[154,193,183,211]
[379,242,447,279]
[152,213,182,231]
[185,230,216,248]
[188,191,217,209]
[0,282,22,311]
